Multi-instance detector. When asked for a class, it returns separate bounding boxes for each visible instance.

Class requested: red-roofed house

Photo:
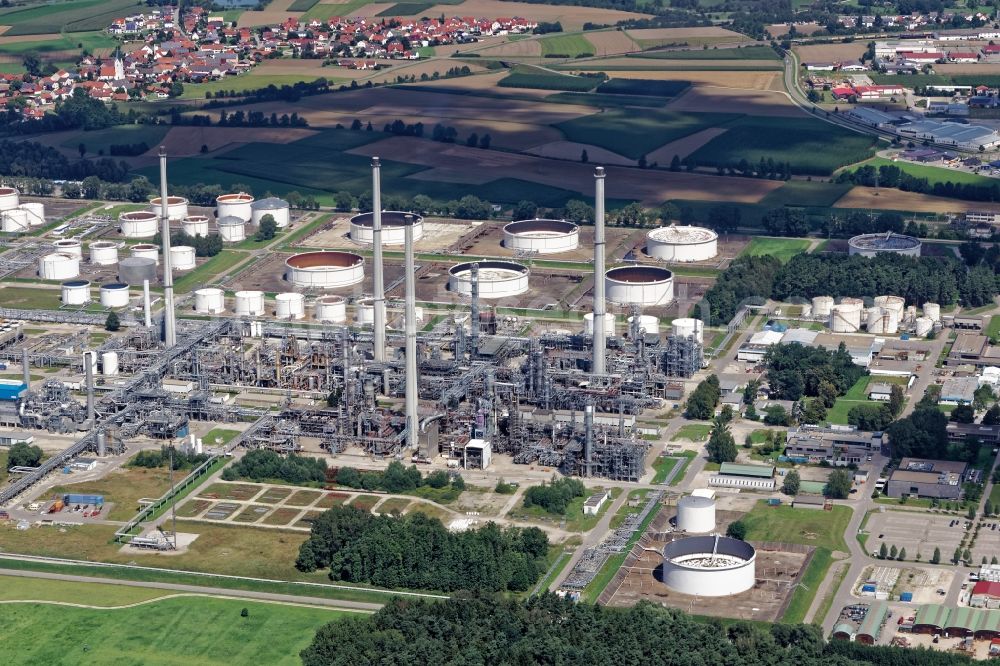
[949,51,979,63]
[831,86,855,99]
[971,581,1000,608]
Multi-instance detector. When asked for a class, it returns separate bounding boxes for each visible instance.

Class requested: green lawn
[201,428,242,447]
[540,33,594,57]
[740,236,811,264]
[0,574,171,606]
[510,488,619,532]
[0,286,64,309]
[842,156,999,187]
[0,595,351,665]
[990,483,1000,505]
[179,75,344,100]
[172,250,249,293]
[63,125,169,156]
[671,424,712,441]
[783,547,833,623]
[740,501,851,552]
[986,315,1000,341]
[634,45,780,60]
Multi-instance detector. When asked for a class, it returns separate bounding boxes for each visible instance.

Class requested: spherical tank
[99,283,130,308]
[349,211,423,245]
[130,243,159,265]
[149,196,189,221]
[355,297,375,326]
[39,253,80,280]
[646,226,718,263]
[170,246,196,271]
[89,241,119,265]
[672,317,703,343]
[118,257,156,284]
[628,315,660,336]
[286,251,365,289]
[605,266,673,306]
[119,211,159,239]
[217,216,246,243]
[584,312,615,335]
[449,261,529,299]
[216,193,254,222]
[194,288,225,314]
[314,295,347,323]
[676,495,716,533]
[661,535,756,597]
[251,197,290,228]
[101,351,119,376]
[1,208,28,232]
[923,302,941,322]
[61,280,91,305]
[503,219,578,255]
[19,202,45,227]
[53,239,83,260]
[234,290,265,316]
[0,186,20,211]
[811,296,834,318]
[848,232,921,257]
[275,292,305,319]
[182,215,210,237]
[830,298,863,333]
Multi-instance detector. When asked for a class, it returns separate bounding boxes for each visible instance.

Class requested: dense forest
[301,594,978,666]
[0,140,130,182]
[295,506,548,592]
[765,343,867,401]
[221,449,327,484]
[698,254,782,323]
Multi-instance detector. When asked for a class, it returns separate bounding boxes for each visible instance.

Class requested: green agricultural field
[633,45,780,60]
[377,3,435,15]
[740,236,811,263]
[671,424,711,441]
[302,0,378,21]
[179,74,344,100]
[288,0,320,9]
[61,124,169,155]
[0,31,115,56]
[498,67,599,92]
[0,596,351,665]
[545,91,674,108]
[539,33,594,57]
[741,501,851,552]
[758,180,854,208]
[594,78,689,97]
[0,0,137,36]
[842,156,999,187]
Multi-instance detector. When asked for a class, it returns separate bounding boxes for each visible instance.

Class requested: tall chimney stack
[85,352,95,426]
[592,167,607,375]
[403,214,418,449]
[584,404,594,478]
[158,147,176,347]
[142,279,152,327]
[371,158,386,363]
[470,262,480,358]
[21,347,29,391]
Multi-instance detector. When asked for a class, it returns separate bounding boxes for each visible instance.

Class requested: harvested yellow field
[936,63,1000,74]
[669,87,805,115]
[524,141,635,166]
[237,0,302,26]
[576,65,784,90]
[646,127,728,163]
[0,32,61,43]
[585,30,639,57]
[155,126,317,156]
[474,38,542,57]
[793,42,867,63]
[419,0,650,31]
[834,186,1000,213]
[625,27,746,39]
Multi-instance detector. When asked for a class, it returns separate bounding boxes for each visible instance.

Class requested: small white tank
[873,295,905,319]
[89,241,119,265]
[39,253,79,280]
[0,186,20,211]
[672,317,703,343]
[867,307,899,335]
[923,302,941,322]
[216,192,254,222]
[19,202,45,226]
[830,298,863,333]
[275,292,305,319]
[914,316,934,337]
[1,208,29,232]
[61,280,91,305]
[356,297,375,326]
[676,495,716,533]
[904,305,917,324]
[583,312,615,335]
[52,239,83,259]
[234,290,265,316]
[314,295,347,323]
[194,288,225,314]
[628,314,660,336]
[217,216,246,242]
[101,351,119,376]
[182,215,210,237]
[811,296,834,318]
[170,245,196,271]
[149,196,189,221]
[99,283,130,308]
[131,244,159,265]
[250,197,290,228]
[801,304,813,317]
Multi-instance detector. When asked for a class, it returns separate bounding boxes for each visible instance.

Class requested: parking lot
[865,510,967,561]
[971,518,1000,564]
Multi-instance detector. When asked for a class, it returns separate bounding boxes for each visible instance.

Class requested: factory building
[708,462,776,490]
[784,427,885,465]
[886,458,968,499]
[971,582,1000,609]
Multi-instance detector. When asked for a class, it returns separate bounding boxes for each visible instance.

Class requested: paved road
[550,489,630,590]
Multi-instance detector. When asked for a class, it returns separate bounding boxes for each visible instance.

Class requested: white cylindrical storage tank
[661,535,756,597]
[1,208,29,232]
[811,296,834,318]
[801,304,813,317]
[349,211,423,246]
[101,351,119,376]
[251,197,290,228]
[99,283,130,308]
[915,316,934,337]
[182,215,210,238]
[194,288,225,314]
[234,290,265,316]
[52,239,83,260]
[0,186,20,211]
[19,202,45,226]
[39,252,79,280]
[904,305,917,324]
[275,292,305,319]
[285,251,365,289]
[119,210,159,239]
[584,312,615,335]
[130,243,159,265]
[867,307,893,335]
[830,298,863,333]
[89,241,119,266]
[924,302,941,322]
[118,257,156,284]
[356,297,375,326]
[672,317,703,343]
[676,495,716,533]
[61,280,91,305]
[449,260,529,299]
[873,295,905,319]
[149,196,189,221]
[628,314,660,336]
[216,193,254,222]
[848,232,921,257]
[605,266,674,306]
[503,219,579,255]
[217,216,246,243]
[646,226,718,263]
[170,245,196,271]
[315,295,347,323]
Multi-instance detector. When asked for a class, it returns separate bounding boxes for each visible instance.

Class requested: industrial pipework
[371,158,386,363]
[85,352,95,426]
[158,148,176,348]
[592,167,607,375]
[404,214,418,449]
[470,262,480,358]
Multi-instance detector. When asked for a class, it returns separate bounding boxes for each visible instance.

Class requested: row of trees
[170,231,224,257]
[0,140,131,183]
[523,476,586,514]
[222,449,327,485]
[686,374,721,420]
[333,461,463,494]
[839,162,1000,203]
[130,445,209,471]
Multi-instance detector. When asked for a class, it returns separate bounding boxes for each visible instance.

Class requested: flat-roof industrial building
[886,457,968,499]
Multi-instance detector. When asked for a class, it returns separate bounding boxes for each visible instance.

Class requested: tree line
[523,476,585,513]
[0,140,130,183]
[697,254,782,324]
[221,449,327,485]
[333,460,464,495]
[130,445,209,471]
[170,230,223,257]
[839,163,1000,204]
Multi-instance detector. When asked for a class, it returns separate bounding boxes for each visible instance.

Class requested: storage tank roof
[218,215,244,226]
[251,197,289,210]
[679,495,714,508]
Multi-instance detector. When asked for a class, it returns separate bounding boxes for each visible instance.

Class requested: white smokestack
[593,167,606,375]
[85,352,95,425]
[371,157,386,363]
[159,147,176,348]
[404,214,418,449]
[143,279,151,327]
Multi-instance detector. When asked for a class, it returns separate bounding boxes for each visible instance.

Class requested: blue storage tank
[900,592,913,602]
[862,584,877,593]
[177,423,190,437]
[64,494,104,506]
[0,379,27,401]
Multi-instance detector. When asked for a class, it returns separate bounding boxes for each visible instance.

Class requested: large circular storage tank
[866,307,899,335]
[914,316,934,337]
[811,296,834,318]
[628,315,660,336]
[672,317,704,343]
[315,295,347,323]
[52,239,83,259]
[584,312,615,335]
[349,211,423,245]
[101,351,119,376]
[646,226,718,263]
[285,251,365,289]
[216,193,254,222]
[449,261,529,299]
[99,283,130,308]
[131,243,159,265]
[873,295,905,319]
[170,246,196,271]
[234,290,265,316]
[923,302,941,322]
[19,202,45,226]
[0,186,20,211]
[194,288,225,314]
[830,298,864,333]
[149,196,189,221]
[606,266,673,306]
[676,495,716,533]
[661,535,756,597]
[848,232,921,257]
[355,297,375,325]
[118,257,156,284]
[39,253,79,280]
[61,280,91,305]
[251,197,290,228]
[119,210,159,239]
[275,292,305,319]
[503,219,579,255]
[1,208,28,232]
[217,216,246,243]
[182,215,210,237]
[89,241,119,265]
